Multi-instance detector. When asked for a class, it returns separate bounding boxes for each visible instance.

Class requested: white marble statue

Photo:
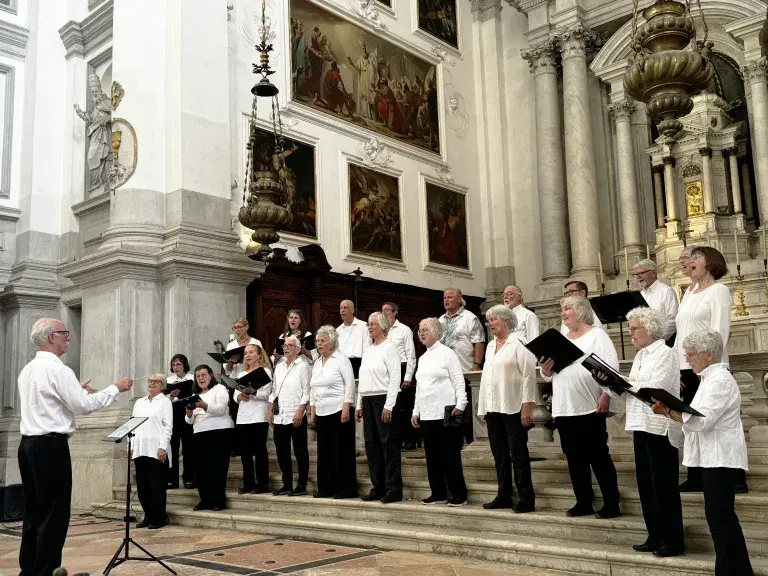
[74,73,115,192]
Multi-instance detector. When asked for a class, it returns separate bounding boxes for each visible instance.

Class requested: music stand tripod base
[102,417,177,575]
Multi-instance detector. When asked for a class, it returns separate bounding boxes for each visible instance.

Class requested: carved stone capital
[557,25,602,60]
[724,147,739,157]
[698,147,712,157]
[663,156,676,166]
[608,100,635,123]
[521,38,559,76]
[742,59,768,84]
[471,0,502,22]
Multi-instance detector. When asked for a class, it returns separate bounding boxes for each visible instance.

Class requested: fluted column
[726,148,743,214]
[663,157,679,222]
[522,40,570,281]
[699,148,715,214]
[652,166,665,228]
[560,26,601,275]
[609,99,641,247]
[743,59,768,222]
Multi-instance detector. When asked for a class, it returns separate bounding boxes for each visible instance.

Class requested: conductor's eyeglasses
[52,330,70,339]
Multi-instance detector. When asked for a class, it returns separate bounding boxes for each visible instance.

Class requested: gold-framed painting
[349,162,402,261]
[418,0,458,49]
[425,182,468,269]
[290,0,441,154]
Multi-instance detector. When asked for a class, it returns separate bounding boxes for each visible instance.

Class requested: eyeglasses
[563,289,581,296]
[148,380,163,384]
[232,324,246,330]
[628,326,645,333]
[171,362,184,367]
[633,270,653,278]
[52,330,70,338]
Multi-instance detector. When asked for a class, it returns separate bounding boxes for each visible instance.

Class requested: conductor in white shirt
[503,285,540,344]
[17,318,133,576]
[337,299,370,377]
[633,259,678,346]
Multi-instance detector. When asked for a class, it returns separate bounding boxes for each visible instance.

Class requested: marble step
[112,487,768,556]
[95,496,768,576]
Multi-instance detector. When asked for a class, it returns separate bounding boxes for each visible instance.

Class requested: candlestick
[763,260,768,314]
[764,227,767,262]
[601,282,606,296]
[624,247,629,283]
[646,244,650,260]
[733,230,740,267]
[735,264,749,317]
[598,251,605,286]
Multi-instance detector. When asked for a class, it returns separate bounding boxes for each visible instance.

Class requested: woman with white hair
[623,307,684,556]
[540,296,621,519]
[309,325,357,499]
[412,318,468,506]
[478,304,537,512]
[132,374,173,529]
[356,312,403,504]
[652,330,752,575]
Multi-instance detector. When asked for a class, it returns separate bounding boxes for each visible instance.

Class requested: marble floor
[0,517,562,576]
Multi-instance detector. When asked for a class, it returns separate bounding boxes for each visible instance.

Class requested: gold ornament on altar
[685,181,704,216]
[623,0,714,138]
[239,0,292,260]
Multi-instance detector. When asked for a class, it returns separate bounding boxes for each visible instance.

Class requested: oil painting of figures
[418,0,458,49]
[426,182,468,269]
[290,0,441,154]
[349,163,402,261]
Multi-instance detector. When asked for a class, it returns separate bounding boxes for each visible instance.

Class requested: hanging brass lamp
[239,0,292,260]
[623,0,714,138]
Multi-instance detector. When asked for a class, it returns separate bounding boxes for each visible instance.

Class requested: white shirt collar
[639,338,665,355]
[699,362,729,380]
[445,306,465,318]
[35,350,62,363]
[427,341,441,351]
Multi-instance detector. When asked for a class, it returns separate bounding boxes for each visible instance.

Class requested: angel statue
[74,73,124,192]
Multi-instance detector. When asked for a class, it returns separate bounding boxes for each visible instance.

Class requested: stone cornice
[0,20,28,61]
[471,0,502,22]
[58,0,113,60]
[724,13,766,40]
[516,0,549,13]
[71,192,111,217]
[0,206,21,222]
[60,249,160,289]
[0,284,60,309]
[157,254,265,286]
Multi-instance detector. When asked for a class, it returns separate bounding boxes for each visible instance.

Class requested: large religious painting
[418,0,458,49]
[376,0,392,7]
[349,163,402,261]
[426,182,468,269]
[290,0,441,154]
[251,127,317,238]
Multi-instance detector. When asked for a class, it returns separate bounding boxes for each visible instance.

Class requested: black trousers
[633,431,684,550]
[486,412,535,504]
[194,428,231,508]
[238,422,270,490]
[18,435,72,576]
[421,420,467,500]
[557,412,620,510]
[702,468,753,575]
[362,394,403,497]
[135,456,168,525]
[168,410,195,487]
[273,417,310,490]
[395,363,420,446]
[315,409,357,497]
[463,380,474,445]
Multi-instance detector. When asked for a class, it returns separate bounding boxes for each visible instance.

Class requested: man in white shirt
[560,281,604,334]
[382,302,419,451]
[634,259,678,346]
[17,318,132,576]
[503,285,540,344]
[337,299,370,377]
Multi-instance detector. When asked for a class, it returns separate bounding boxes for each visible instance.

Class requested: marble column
[743,59,768,222]
[700,148,715,214]
[727,149,743,215]
[609,99,641,247]
[560,26,601,276]
[663,157,679,222]
[522,40,570,282]
[652,166,665,228]
[742,163,754,220]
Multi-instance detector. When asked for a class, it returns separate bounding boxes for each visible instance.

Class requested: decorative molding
[471,0,502,23]
[0,20,28,60]
[557,25,602,60]
[0,206,20,221]
[88,46,112,69]
[443,85,467,138]
[521,38,559,75]
[58,0,113,61]
[0,64,14,200]
[348,0,388,30]
[88,0,107,10]
[742,59,768,83]
[278,107,300,128]
[430,45,456,67]
[608,99,635,123]
[436,165,454,183]
[359,137,394,167]
[682,163,702,178]
[517,0,550,14]
[0,0,17,15]
[71,189,111,218]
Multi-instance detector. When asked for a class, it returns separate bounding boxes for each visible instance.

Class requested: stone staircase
[94,443,768,575]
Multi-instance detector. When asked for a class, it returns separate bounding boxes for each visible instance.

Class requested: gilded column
[560,26,601,275]
[663,157,679,222]
[652,166,665,227]
[743,59,768,221]
[609,99,641,247]
[522,40,570,281]
[726,149,743,214]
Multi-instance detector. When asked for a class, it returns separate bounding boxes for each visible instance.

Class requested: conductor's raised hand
[115,378,133,392]
[539,357,555,377]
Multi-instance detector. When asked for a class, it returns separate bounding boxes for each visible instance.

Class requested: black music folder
[219,367,272,395]
[631,388,704,417]
[165,379,194,399]
[275,334,316,356]
[524,328,585,374]
[581,353,631,395]
[589,291,648,324]
[184,394,202,410]
[207,346,247,365]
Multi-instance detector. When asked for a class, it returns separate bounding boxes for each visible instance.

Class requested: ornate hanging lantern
[239,0,293,260]
[623,0,714,138]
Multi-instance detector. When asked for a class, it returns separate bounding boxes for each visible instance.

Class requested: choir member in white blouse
[622,308,684,556]
[478,305,537,512]
[185,365,234,511]
[503,285,540,344]
[560,281,603,334]
[675,246,734,493]
[166,353,195,489]
[412,318,468,506]
[337,300,370,374]
[652,330,753,575]
[633,259,678,344]
[132,374,173,529]
[233,344,273,494]
[540,296,621,519]
[274,309,314,363]
[225,316,263,376]
[309,326,358,499]
[355,312,403,504]
[268,336,311,496]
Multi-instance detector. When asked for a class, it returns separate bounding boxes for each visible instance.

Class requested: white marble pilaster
[523,40,570,282]
[742,59,768,222]
[663,157,679,222]
[700,148,715,214]
[652,166,665,228]
[559,26,601,277]
[742,163,754,220]
[727,149,743,215]
[609,99,641,248]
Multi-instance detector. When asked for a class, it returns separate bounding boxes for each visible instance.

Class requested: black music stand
[102,417,177,575]
[589,291,648,360]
